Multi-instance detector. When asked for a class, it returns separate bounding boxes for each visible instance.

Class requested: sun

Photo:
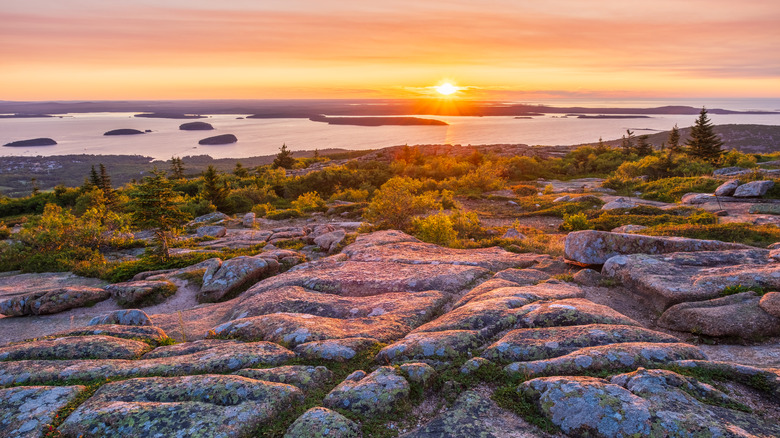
[435,82,459,96]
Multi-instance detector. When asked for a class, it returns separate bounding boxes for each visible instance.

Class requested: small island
[575,115,652,119]
[180,122,214,131]
[104,129,146,136]
[134,113,204,119]
[309,115,448,126]
[198,134,237,145]
[3,137,57,147]
[0,114,54,119]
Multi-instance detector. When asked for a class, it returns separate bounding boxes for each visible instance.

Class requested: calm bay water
[2,99,779,160]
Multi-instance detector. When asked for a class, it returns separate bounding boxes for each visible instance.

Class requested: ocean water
[2,99,779,160]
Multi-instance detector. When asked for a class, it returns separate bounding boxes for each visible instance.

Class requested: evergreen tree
[202,165,229,210]
[89,165,100,188]
[595,137,609,154]
[620,129,635,152]
[667,124,682,153]
[687,108,723,163]
[233,161,249,178]
[169,157,185,179]
[127,170,187,259]
[634,135,653,156]
[98,163,115,204]
[272,144,296,169]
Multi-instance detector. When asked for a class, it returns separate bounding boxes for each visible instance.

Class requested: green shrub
[642,223,780,248]
[251,203,276,217]
[588,207,717,231]
[364,177,441,230]
[560,213,591,231]
[450,211,485,239]
[291,192,326,212]
[412,212,457,246]
[636,177,720,203]
[720,285,769,297]
[328,188,369,203]
[519,196,604,218]
[511,184,538,197]
[718,150,757,169]
[0,223,10,240]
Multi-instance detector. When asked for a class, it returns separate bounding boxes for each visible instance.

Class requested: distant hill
[580,124,780,154]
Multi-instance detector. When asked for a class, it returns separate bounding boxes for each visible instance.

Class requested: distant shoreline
[308,115,448,126]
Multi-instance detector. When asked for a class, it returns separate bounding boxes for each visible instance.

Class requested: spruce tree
[127,170,187,259]
[170,157,185,179]
[98,163,115,204]
[89,165,101,188]
[233,162,249,178]
[687,108,723,163]
[272,144,296,169]
[202,165,229,210]
[634,135,653,156]
[667,124,682,153]
[621,129,635,152]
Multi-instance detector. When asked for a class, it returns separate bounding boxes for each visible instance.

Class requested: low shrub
[560,213,591,231]
[412,212,457,246]
[642,223,780,248]
[292,192,327,212]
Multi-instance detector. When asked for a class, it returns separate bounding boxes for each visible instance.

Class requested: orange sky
[1,0,779,100]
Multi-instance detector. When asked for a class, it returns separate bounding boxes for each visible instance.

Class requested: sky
[1,0,779,100]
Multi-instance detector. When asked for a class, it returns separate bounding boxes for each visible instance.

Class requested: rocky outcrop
[564,230,751,265]
[0,386,85,438]
[294,338,380,362]
[714,179,740,196]
[234,365,333,392]
[105,280,177,306]
[59,375,303,438]
[242,212,256,228]
[198,134,237,145]
[314,229,346,253]
[0,286,110,316]
[658,292,780,338]
[759,291,780,317]
[323,367,409,416]
[196,225,227,238]
[284,407,360,438]
[733,180,774,197]
[198,256,274,303]
[88,309,152,326]
[601,197,637,210]
[0,335,151,361]
[603,249,777,313]
[188,211,229,226]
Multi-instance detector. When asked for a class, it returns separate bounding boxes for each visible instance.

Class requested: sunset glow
[435,83,459,96]
[1,0,779,100]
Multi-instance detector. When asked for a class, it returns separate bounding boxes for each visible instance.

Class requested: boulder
[198,134,237,145]
[572,268,601,286]
[376,330,484,362]
[0,286,110,316]
[564,230,751,265]
[401,390,510,438]
[189,212,229,226]
[601,197,637,210]
[759,292,780,318]
[501,228,526,240]
[0,335,151,361]
[88,309,152,326]
[518,298,639,328]
[284,407,360,438]
[733,180,774,197]
[749,203,780,215]
[399,363,436,386]
[234,365,333,392]
[460,357,492,375]
[294,338,380,362]
[53,324,169,346]
[552,195,571,203]
[323,367,409,417]
[105,280,177,306]
[681,192,715,204]
[602,249,777,312]
[714,179,740,196]
[314,229,346,253]
[455,280,582,307]
[58,375,302,438]
[0,386,85,438]
[713,166,746,176]
[658,292,780,339]
[610,224,646,233]
[196,225,227,238]
[242,212,256,228]
[198,256,271,303]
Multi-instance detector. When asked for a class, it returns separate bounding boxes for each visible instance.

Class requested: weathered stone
[245,258,487,297]
[713,166,746,176]
[572,268,602,286]
[242,212,256,228]
[105,280,177,307]
[198,256,271,303]
[196,225,227,238]
[324,367,409,416]
[714,179,740,196]
[482,324,680,363]
[0,287,109,317]
[210,288,447,345]
[759,291,780,318]
[413,297,531,337]
[314,229,346,253]
[658,292,780,339]
[521,376,652,437]
[0,335,151,361]
[552,195,571,203]
[376,330,483,363]
[88,309,152,326]
[188,211,229,226]
[610,224,647,233]
[460,357,492,375]
[601,197,637,210]
[343,231,549,272]
[733,180,774,197]
[672,359,780,398]
[505,342,705,378]
[401,390,506,438]
[58,375,303,438]
[603,249,776,312]
[0,341,295,386]
[564,230,751,265]
[749,203,780,215]
[142,339,243,359]
[284,407,361,438]
[519,298,639,328]
[294,338,380,362]
[50,325,169,346]
[455,281,583,307]
[492,268,550,285]
[681,192,715,204]
[234,365,333,392]
[0,385,85,438]
[501,228,526,240]
[399,363,436,386]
